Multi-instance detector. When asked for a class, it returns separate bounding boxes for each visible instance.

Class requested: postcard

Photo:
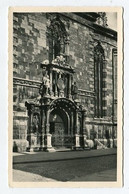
[8,6,123,188]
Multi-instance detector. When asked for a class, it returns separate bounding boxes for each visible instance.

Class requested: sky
[106,12,117,31]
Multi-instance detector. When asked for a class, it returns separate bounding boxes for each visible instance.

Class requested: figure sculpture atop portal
[39,72,51,97]
[43,73,51,96]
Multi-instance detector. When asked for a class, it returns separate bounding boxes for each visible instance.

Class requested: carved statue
[43,74,51,95]
[39,72,51,97]
[71,82,78,100]
[32,114,40,134]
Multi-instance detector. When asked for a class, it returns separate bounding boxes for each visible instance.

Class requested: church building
[13,12,117,152]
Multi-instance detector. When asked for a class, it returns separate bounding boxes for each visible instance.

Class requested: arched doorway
[49,98,78,148]
[25,97,86,151]
[49,108,69,148]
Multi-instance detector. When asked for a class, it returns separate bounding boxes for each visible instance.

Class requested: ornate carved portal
[25,32,87,151]
[25,61,87,151]
[25,97,86,151]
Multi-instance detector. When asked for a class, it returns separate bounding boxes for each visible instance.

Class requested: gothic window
[94,41,105,118]
[46,14,69,63]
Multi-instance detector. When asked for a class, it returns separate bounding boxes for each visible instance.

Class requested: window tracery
[94,41,105,117]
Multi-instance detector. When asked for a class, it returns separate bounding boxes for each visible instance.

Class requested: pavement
[71,169,116,181]
[13,148,117,182]
[13,148,117,164]
[13,168,116,182]
[13,169,56,182]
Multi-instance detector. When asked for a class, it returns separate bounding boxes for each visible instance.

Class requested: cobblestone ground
[13,155,117,182]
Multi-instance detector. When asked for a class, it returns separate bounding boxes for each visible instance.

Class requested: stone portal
[25,57,87,152]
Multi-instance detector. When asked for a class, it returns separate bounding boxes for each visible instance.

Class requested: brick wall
[13,13,117,149]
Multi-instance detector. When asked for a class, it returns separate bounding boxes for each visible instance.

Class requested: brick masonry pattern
[13,13,117,143]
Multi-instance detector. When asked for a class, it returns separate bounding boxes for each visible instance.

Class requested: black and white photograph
[8,7,122,187]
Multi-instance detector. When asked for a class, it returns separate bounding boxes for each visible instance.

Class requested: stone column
[27,109,34,152]
[109,138,113,148]
[40,108,45,151]
[109,126,113,148]
[74,111,80,149]
[60,39,64,54]
[103,126,107,147]
[71,112,74,148]
[82,110,87,149]
[68,74,72,99]
[46,108,50,134]
[65,37,70,63]
[54,72,58,97]
[82,111,86,134]
[45,108,55,152]
[67,114,70,135]
[49,69,53,96]
[75,111,79,134]
[96,128,98,139]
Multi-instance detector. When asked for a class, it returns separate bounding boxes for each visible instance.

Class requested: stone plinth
[109,138,113,148]
[44,134,55,152]
[13,139,29,152]
[74,134,80,150]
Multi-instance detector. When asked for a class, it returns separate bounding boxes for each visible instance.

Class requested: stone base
[44,133,52,148]
[83,147,90,150]
[73,146,83,151]
[27,147,41,152]
[39,147,45,151]
[82,135,90,149]
[45,147,56,152]
[113,138,117,148]
[85,140,94,148]
[74,134,80,148]
[26,147,34,152]
[103,138,108,147]
[109,139,113,148]
[13,139,29,152]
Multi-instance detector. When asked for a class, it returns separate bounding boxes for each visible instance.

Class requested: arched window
[46,14,70,63]
[94,41,105,118]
